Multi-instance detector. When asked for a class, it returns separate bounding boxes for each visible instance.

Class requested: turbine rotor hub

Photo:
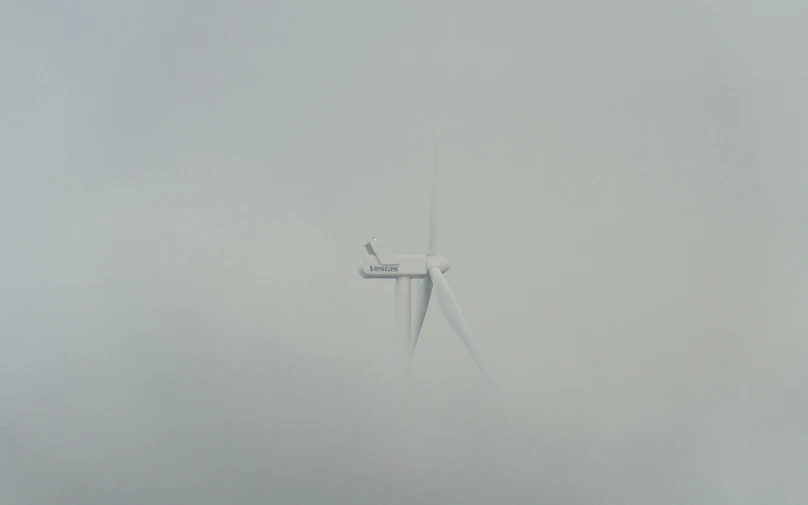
[427,255,451,273]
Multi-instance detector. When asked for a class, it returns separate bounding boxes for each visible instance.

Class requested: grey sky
[2,1,807,503]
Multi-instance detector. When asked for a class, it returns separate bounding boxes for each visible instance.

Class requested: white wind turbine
[357,169,489,381]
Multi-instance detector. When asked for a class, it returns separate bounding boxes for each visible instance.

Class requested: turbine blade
[427,267,489,380]
[427,163,438,255]
[411,276,433,355]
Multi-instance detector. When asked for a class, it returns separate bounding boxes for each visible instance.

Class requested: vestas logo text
[370,265,399,272]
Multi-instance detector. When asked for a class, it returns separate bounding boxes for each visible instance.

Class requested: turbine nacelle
[357,252,428,278]
[357,238,452,278]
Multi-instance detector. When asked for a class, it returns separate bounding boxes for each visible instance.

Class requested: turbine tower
[357,169,489,380]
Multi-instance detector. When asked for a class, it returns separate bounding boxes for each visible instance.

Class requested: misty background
[2,1,807,503]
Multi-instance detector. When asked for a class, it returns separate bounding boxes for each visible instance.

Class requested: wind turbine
[357,169,489,381]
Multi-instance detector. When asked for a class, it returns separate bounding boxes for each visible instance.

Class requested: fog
[2,1,807,503]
